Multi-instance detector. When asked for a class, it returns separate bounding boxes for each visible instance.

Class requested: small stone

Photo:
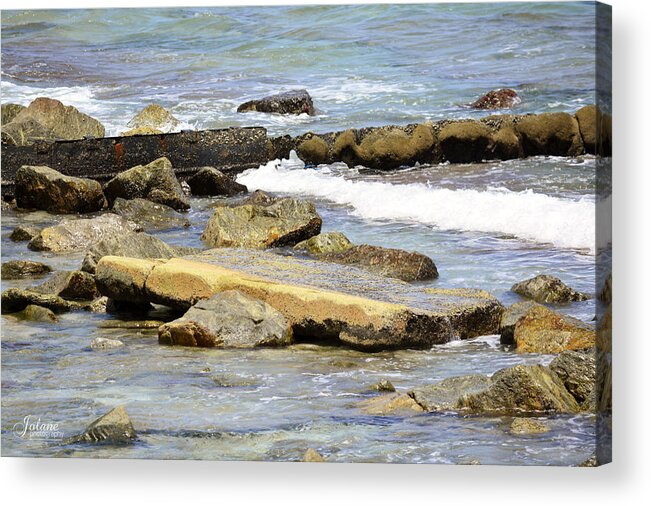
[370,379,396,392]
[294,232,353,255]
[91,337,125,350]
[17,304,59,323]
[509,417,549,434]
[358,393,425,416]
[303,448,325,462]
[67,405,136,444]
[9,225,40,242]
[511,274,589,303]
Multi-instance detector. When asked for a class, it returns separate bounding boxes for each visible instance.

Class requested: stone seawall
[1,105,611,199]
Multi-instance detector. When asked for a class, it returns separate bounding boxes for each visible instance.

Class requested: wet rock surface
[66,406,136,444]
[202,197,322,249]
[1,259,52,279]
[28,214,140,253]
[187,167,248,196]
[320,244,438,282]
[549,350,596,407]
[32,270,100,301]
[104,157,190,210]
[511,274,589,303]
[14,304,59,323]
[9,225,40,242]
[509,417,549,435]
[91,337,125,350]
[110,197,190,231]
[159,290,293,348]
[15,165,107,214]
[470,88,521,109]
[515,112,584,157]
[499,300,542,345]
[293,231,353,255]
[237,89,315,116]
[358,392,425,416]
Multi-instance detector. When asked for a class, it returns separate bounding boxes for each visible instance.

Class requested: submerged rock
[28,214,140,253]
[514,305,595,354]
[202,197,322,249]
[15,165,107,214]
[81,230,189,274]
[549,350,596,408]
[515,112,584,157]
[237,89,315,115]
[32,270,99,301]
[1,260,52,280]
[158,290,293,348]
[111,197,190,231]
[126,104,180,133]
[2,97,105,146]
[67,406,136,444]
[91,337,125,350]
[320,244,438,282]
[15,304,59,323]
[358,392,425,416]
[509,417,549,435]
[187,167,248,197]
[499,300,541,345]
[104,157,190,210]
[470,89,521,109]
[511,274,589,303]
[303,448,326,462]
[95,253,503,350]
[9,225,40,242]
[294,232,353,255]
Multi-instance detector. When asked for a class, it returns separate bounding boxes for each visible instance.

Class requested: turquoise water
[0,3,607,464]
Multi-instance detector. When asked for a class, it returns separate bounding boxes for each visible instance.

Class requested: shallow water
[1,2,607,464]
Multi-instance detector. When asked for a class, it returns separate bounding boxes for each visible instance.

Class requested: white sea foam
[237,155,598,253]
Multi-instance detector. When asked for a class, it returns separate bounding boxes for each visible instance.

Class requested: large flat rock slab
[95,249,503,351]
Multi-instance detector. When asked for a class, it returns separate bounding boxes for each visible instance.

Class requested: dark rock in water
[297,135,330,164]
[111,197,190,231]
[514,305,595,354]
[320,244,438,282]
[549,350,596,408]
[103,157,190,211]
[515,112,584,157]
[358,392,425,416]
[187,167,248,196]
[303,448,326,462]
[28,214,140,253]
[509,417,549,435]
[126,104,180,133]
[32,270,100,301]
[490,122,524,160]
[1,103,26,125]
[91,337,125,350]
[158,290,293,348]
[599,273,612,303]
[457,364,580,415]
[1,287,86,314]
[237,89,315,116]
[511,274,589,303]
[2,97,105,146]
[1,260,52,279]
[499,300,542,345]
[67,406,136,444]
[15,304,59,323]
[439,121,493,163]
[81,230,191,274]
[9,225,40,242]
[411,375,492,412]
[202,197,322,249]
[15,165,107,214]
[294,232,353,255]
[470,88,520,109]
[106,298,153,315]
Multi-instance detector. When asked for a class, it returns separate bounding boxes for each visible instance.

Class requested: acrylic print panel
[0,1,611,466]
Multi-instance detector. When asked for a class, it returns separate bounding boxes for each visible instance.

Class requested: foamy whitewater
[238,156,597,253]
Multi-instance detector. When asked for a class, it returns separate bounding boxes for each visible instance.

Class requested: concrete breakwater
[0,105,610,199]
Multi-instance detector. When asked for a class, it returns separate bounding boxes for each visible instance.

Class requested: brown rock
[1,260,52,279]
[509,417,549,434]
[515,112,584,156]
[511,274,589,303]
[303,448,326,462]
[9,225,40,242]
[1,103,26,125]
[187,167,248,197]
[470,89,521,110]
[499,300,542,345]
[439,121,493,163]
[32,270,100,301]
[358,392,425,416]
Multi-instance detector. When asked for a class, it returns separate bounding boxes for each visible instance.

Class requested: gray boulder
[411,375,492,412]
[15,165,107,214]
[187,167,248,196]
[320,244,438,282]
[158,290,293,348]
[111,197,190,231]
[103,157,190,210]
[549,350,597,408]
[1,260,52,279]
[32,270,100,301]
[511,274,589,303]
[81,230,192,274]
[202,197,322,248]
[294,232,353,255]
[28,214,140,253]
[237,89,315,115]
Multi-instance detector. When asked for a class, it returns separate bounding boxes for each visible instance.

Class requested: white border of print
[1,0,649,505]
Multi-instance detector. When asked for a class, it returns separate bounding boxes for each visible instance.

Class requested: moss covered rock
[293,232,353,255]
[1,260,52,280]
[511,274,589,303]
[439,121,493,163]
[516,112,583,156]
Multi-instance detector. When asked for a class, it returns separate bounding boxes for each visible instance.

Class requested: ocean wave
[237,155,598,253]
